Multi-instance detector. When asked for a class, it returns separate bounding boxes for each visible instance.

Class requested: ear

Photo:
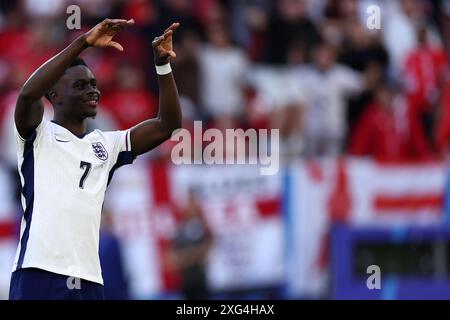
[49,90,62,105]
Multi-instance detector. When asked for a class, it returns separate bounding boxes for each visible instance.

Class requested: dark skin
[15,19,182,157]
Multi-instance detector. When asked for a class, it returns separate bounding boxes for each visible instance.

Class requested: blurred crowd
[1,0,450,300]
[0,0,450,165]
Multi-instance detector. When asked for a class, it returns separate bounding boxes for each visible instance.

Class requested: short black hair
[44,57,89,101]
[69,57,88,68]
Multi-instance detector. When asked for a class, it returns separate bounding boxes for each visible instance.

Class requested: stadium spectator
[264,0,321,64]
[171,29,202,115]
[172,189,213,300]
[435,77,450,155]
[349,84,432,162]
[300,41,363,156]
[1,0,450,301]
[101,63,158,130]
[402,25,448,145]
[199,23,249,119]
[99,210,130,300]
[346,60,386,146]
[338,19,389,73]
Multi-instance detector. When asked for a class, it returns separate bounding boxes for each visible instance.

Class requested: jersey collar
[51,120,87,139]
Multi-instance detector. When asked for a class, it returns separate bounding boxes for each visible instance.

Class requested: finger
[164,22,180,34]
[109,19,129,25]
[115,19,135,30]
[163,29,173,38]
[154,30,173,45]
[165,22,180,34]
[102,18,133,33]
[108,22,132,35]
[152,28,174,47]
[152,36,165,48]
[152,32,172,50]
[102,18,112,27]
[154,29,172,42]
[168,50,177,58]
[110,24,121,33]
[108,41,124,52]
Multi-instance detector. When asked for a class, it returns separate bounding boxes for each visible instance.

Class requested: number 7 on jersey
[79,161,92,189]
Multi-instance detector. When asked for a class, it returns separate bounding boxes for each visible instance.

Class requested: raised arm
[130,23,182,157]
[15,18,134,138]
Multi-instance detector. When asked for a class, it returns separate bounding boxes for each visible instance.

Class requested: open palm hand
[152,23,180,65]
[85,18,135,51]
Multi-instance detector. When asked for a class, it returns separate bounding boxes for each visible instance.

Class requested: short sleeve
[14,119,49,150]
[103,129,135,183]
[108,129,132,156]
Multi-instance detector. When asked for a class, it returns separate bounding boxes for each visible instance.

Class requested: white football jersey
[12,119,134,284]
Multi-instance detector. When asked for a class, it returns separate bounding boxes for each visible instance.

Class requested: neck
[53,115,88,137]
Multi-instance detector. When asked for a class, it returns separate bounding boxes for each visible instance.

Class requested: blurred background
[1,0,450,300]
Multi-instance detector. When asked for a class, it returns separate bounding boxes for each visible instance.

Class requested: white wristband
[155,63,172,75]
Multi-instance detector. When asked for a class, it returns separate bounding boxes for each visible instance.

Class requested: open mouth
[84,96,99,107]
[85,100,98,107]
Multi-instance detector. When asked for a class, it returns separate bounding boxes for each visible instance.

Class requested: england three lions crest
[92,142,108,161]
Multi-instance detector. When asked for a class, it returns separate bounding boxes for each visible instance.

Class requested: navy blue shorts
[9,268,104,300]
